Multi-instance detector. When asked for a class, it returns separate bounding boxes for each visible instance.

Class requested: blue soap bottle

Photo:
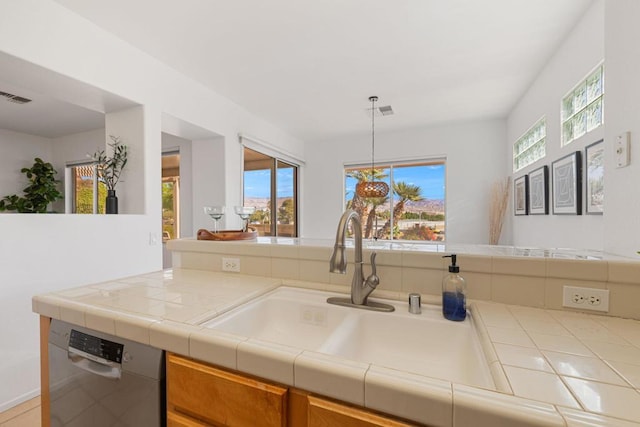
[442,254,466,321]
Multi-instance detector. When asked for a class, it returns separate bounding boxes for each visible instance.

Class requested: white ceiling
[0,51,138,138]
[46,1,592,141]
[0,81,104,138]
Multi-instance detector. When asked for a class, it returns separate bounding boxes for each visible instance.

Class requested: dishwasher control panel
[69,329,124,364]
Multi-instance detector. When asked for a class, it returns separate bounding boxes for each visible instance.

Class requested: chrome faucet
[327,210,394,312]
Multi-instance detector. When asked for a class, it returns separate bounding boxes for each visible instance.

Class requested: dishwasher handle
[68,348,122,380]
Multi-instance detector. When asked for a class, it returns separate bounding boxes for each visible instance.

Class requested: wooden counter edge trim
[40,315,51,427]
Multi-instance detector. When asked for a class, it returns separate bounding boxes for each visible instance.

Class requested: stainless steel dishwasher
[48,319,165,427]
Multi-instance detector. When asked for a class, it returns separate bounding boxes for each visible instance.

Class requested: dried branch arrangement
[92,135,128,191]
[489,176,511,245]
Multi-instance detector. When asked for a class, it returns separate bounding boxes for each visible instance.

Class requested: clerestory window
[562,65,604,146]
[513,117,546,172]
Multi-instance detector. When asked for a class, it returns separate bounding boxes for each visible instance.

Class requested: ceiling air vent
[0,91,32,104]
[365,105,394,117]
[378,105,394,116]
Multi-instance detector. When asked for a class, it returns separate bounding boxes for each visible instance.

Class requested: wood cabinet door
[167,353,288,427]
[167,410,209,427]
[307,396,415,427]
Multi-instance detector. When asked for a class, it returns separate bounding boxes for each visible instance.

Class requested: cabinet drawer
[307,396,414,427]
[167,353,288,427]
[168,410,209,427]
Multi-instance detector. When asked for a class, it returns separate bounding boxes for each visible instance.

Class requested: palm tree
[376,182,422,239]
[346,169,389,233]
[364,196,388,238]
[346,170,368,220]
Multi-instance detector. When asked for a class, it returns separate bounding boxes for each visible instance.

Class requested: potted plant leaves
[92,135,128,214]
[0,158,63,213]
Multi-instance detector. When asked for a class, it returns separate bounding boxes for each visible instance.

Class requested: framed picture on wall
[514,175,528,215]
[528,165,549,215]
[585,139,604,215]
[552,151,582,215]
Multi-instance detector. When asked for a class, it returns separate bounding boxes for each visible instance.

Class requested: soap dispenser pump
[442,254,466,321]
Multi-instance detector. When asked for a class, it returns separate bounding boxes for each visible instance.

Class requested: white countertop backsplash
[33,269,640,426]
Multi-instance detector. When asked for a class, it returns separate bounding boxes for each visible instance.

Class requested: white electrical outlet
[562,286,609,312]
[222,257,240,272]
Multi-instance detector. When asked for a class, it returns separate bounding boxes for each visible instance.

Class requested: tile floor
[0,397,41,427]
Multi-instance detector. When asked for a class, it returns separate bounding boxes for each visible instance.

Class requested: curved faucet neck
[332,209,374,304]
[339,210,362,265]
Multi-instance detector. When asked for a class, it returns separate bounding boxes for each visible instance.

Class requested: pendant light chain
[371,97,377,240]
[370,95,377,181]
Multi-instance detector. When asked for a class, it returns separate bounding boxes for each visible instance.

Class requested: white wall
[507,0,606,251]
[603,0,640,257]
[161,133,193,238]
[51,129,105,167]
[105,106,147,214]
[0,214,161,410]
[303,119,508,244]
[0,0,303,411]
[192,136,230,231]
[0,129,52,201]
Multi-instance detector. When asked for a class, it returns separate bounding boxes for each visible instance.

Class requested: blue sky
[244,168,294,198]
[345,164,445,200]
[245,164,445,200]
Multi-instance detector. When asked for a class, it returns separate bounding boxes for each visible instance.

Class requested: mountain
[369,198,445,214]
[404,199,445,214]
[245,197,445,214]
[244,197,292,210]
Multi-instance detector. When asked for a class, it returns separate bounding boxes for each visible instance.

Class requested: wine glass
[203,206,225,233]
[234,206,256,232]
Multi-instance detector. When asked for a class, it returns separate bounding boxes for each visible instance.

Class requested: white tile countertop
[33,269,640,426]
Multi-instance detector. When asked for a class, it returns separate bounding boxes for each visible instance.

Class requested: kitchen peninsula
[33,238,640,426]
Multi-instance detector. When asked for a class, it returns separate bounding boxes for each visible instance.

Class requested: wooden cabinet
[167,353,288,427]
[167,353,418,427]
[168,410,209,427]
[306,395,414,427]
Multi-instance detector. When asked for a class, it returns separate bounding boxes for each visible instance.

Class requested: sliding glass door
[243,147,298,237]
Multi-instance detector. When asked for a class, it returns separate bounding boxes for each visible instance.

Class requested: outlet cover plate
[222,257,240,272]
[562,286,609,312]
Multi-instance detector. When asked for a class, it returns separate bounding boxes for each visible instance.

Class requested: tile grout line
[506,305,584,410]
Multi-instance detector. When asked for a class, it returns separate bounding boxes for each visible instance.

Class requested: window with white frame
[344,160,446,242]
[513,117,546,172]
[66,162,106,214]
[562,65,604,145]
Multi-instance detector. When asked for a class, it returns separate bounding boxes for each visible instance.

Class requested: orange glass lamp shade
[356,180,389,198]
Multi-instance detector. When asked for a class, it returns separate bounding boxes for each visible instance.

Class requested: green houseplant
[92,135,128,214]
[0,158,63,213]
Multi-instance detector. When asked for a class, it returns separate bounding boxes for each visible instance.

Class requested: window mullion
[93,166,99,214]
[270,158,277,236]
[389,165,395,240]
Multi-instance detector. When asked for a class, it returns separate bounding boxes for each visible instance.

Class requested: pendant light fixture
[356,96,390,198]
